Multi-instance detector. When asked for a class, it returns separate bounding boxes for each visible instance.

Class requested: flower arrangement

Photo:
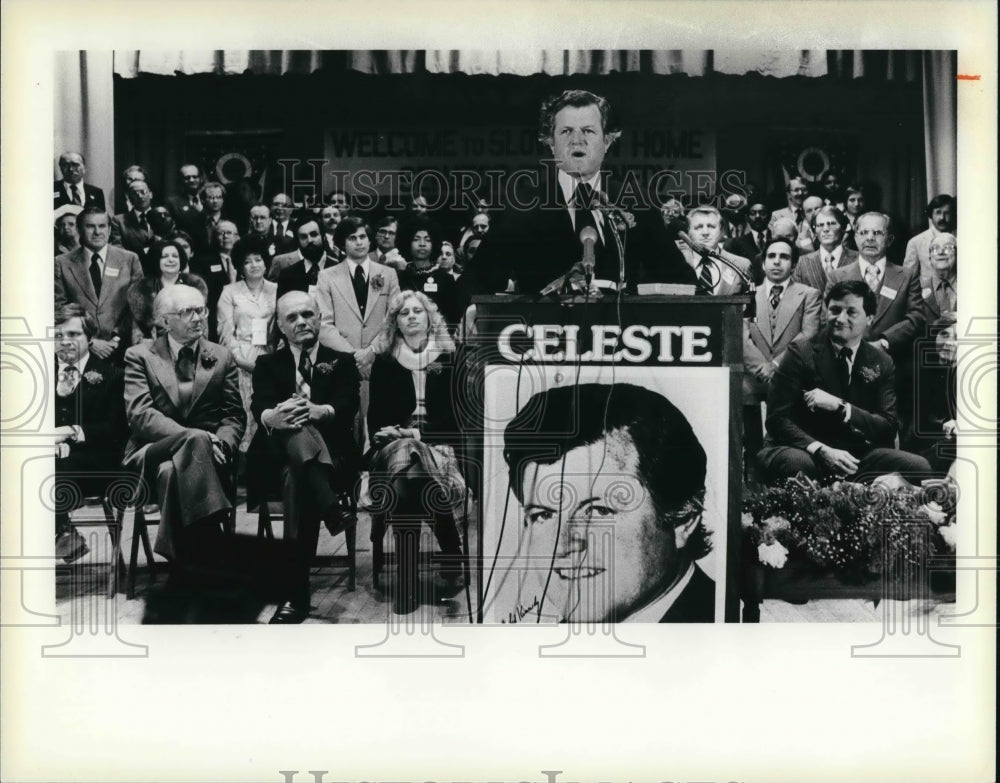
[313,361,337,376]
[82,370,104,385]
[371,273,385,291]
[200,352,219,369]
[743,475,956,583]
[425,361,443,375]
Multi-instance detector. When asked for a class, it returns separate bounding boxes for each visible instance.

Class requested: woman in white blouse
[217,237,278,457]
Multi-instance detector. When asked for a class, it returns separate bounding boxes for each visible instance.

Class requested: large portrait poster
[482,363,730,624]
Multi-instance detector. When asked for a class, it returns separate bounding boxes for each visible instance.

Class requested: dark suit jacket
[54,245,144,343]
[465,174,657,296]
[189,252,238,339]
[165,195,206,239]
[122,336,245,468]
[53,180,105,211]
[398,266,463,325]
[659,565,716,623]
[367,350,461,449]
[725,231,768,284]
[247,344,362,507]
[825,261,925,356]
[54,355,127,497]
[765,333,899,455]
[276,258,335,299]
[110,211,155,256]
[267,223,298,256]
[792,247,857,293]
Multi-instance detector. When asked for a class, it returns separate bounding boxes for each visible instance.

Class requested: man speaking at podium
[467,89,688,297]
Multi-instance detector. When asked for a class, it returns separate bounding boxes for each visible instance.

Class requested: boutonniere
[858,365,880,383]
[200,352,219,369]
[425,361,443,375]
[82,370,104,385]
[268,243,276,257]
[371,273,385,291]
[313,361,337,376]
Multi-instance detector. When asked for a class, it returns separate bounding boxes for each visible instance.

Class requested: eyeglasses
[815,220,842,229]
[855,229,887,238]
[376,229,396,236]
[165,306,208,320]
[931,245,957,254]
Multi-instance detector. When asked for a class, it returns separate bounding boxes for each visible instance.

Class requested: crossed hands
[263,394,331,432]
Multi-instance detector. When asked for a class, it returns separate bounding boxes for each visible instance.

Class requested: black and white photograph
[1,2,995,781]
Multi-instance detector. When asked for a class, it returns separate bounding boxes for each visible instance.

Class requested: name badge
[423,278,438,293]
[922,287,932,300]
[308,284,318,298]
[210,264,223,272]
[104,267,120,278]
[251,318,268,346]
[879,285,898,300]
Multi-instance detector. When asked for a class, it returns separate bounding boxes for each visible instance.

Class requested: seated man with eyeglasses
[122,284,246,562]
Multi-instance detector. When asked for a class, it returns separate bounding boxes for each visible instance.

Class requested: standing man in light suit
[55,207,145,361]
[315,215,401,443]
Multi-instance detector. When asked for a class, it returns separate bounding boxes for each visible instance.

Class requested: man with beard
[274,217,337,298]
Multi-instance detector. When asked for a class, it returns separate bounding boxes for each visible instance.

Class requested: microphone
[579,225,598,287]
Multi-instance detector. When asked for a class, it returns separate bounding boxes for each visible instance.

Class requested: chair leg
[139,523,156,577]
[345,521,357,592]
[108,509,125,599]
[127,508,144,600]
[371,519,384,589]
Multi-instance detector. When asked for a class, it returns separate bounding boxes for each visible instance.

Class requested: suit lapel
[756,287,772,344]
[69,249,99,306]
[334,264,363,321]
[772,283,803,342]
[149,336,183,411]
[98,248,124,307]
[814,338,844,397]
[187,338,216,413]
[872,263,901,327]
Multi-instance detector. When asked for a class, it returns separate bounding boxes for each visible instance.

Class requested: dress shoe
[323,504,358,537]
[55,529,89,563]
[268,600,308,624]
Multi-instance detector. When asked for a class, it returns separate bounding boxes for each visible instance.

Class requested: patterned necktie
[71,186,82,206]
[697,260,715,294]
[864,265,880,292]
[769,283,783,312]
[352,264,368,314]
[573,183,601,236]
[837,346,852,392]
[176,346,195,382]
[757,231,768,253]
[938,280,955,313]
[822,252,833,275]
[57,365,79,397]
[89,253,103,297]
[297,350,312,398]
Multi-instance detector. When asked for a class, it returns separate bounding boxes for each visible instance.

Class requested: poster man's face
[518,433,678,622]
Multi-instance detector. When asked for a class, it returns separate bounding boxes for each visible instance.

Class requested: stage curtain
[112,49,835,78]
[921,51,958,197]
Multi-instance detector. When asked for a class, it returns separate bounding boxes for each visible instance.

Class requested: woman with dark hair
[396,218,462,327]
[366,289,467,613]
[217,237,278,457]
[127,238,209,342]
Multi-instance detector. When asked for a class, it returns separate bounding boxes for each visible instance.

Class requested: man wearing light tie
[792,205,857,293]
[122,285,245,560]
[55,207,144,362]
[53,151,106,211]
[677,206,752,296]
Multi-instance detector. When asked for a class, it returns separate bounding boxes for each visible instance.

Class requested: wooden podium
[473,294,749,623]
